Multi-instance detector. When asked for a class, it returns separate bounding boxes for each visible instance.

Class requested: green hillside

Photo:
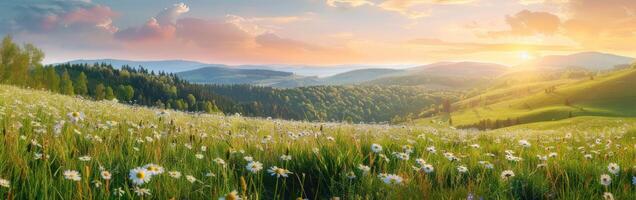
[448,67,636,127]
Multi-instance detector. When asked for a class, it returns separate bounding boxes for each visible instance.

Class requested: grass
[0,85,635,199]
[444,68,636,126]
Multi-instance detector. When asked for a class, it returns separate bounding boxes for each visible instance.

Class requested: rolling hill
[409,62,509,78]
[519,52,634,70]
[175,66,300,85]
[444,66,636,128]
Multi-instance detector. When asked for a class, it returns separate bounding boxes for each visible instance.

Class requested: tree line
[0,35,456,123]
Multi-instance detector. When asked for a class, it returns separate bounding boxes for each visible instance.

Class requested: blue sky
[1,0,634,66]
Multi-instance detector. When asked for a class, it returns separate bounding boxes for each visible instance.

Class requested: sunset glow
[0,0,634,66]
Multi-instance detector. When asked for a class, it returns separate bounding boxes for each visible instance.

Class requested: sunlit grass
[0,85,635,199]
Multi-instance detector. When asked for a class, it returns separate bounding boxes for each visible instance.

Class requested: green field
[0,85,635,199]
[445,68,636,127]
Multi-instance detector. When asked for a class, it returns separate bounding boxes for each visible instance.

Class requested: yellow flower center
[136,172,145,179]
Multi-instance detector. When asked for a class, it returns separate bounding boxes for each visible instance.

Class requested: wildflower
[169,171,182,179]
[280,155,292,161]
[0,178,9,188]
[632,176,636,185]
[186,175,197,183]
[457,166,468,173]
[548,152,557,158]
[607,163,620,175]
[402,145,413,154]
[133,187,151,197]
[243,156,254,162]
[500,170,515,180]
[357,164,371,174]
[67,112,84,123]
[214,158,226,166]
[415,158,426,166]
[518,140,531,148]
[129,167,151,185]
[78,155,91,161]
[101,171,112,180]
[347,171,357,179]
[603,192,614,200]
[584,154,593,159]
[63,170,81,181]
[246,161,263,173]
[113,187,125,197]
[600,174,612,186]
[371,144,383,153]
[195,153,204,159]
[219,190,242,200]
[382,174,403,185]
[267,166,292,178]
[92,180,102,188]
[394,152,410,161]
[144,163,164,175]
[421,164,434,173]
[426,146,437,154]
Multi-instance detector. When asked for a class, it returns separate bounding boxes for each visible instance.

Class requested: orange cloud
[488,10,561,37]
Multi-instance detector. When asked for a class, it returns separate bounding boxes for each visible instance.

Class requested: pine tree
[45,67,60,92]
[60,70,74,95]
[75,72,88,95]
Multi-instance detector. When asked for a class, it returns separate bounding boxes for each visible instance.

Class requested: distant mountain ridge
[519,52,634,70]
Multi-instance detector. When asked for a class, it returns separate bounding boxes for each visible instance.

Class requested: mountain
[409,62,510,78]
[176,66,299,85]
[364,62,510,89]
[321,68,404,85]
[65,59,212,73]
[520,52,634,70]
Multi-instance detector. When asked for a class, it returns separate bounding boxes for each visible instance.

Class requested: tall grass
[0,85,634,199]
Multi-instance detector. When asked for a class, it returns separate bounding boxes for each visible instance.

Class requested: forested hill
[1,36,455,123]
[205,85,458,123]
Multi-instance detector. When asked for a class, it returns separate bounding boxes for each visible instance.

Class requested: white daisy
[63,170,81,181]
[371,144,383,153]
[246,161,263,173]
[267,166,292,178]
[129,167,151,185]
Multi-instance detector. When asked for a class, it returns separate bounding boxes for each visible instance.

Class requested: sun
[518,51,532,61]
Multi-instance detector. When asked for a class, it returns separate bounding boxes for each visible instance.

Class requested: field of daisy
[1,84,635,200]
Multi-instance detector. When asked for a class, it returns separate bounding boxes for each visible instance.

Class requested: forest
[0,36,453,123]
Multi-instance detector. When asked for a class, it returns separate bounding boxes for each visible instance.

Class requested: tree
[105,86,115,100]
[117,85,134,102]
[94,83,105,100]
[60,69,74,95]
[75,72,88,95]
[45,67,60,92]
[187,94,196,110]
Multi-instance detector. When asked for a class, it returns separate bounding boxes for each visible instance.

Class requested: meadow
[0,85,635,199]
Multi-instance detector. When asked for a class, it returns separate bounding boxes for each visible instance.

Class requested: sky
[1,0,635,66]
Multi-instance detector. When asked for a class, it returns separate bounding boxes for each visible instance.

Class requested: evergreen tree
[45,67,60,92]
[60,70,74,95]
[75,72,88,95]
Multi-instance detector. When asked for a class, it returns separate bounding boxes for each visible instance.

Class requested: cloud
[9,1,118,33]
[487,0,636,51]
[155,2,189,25]
[114,3,190,42]
[326,0,375,8]
[488,10,561,37]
